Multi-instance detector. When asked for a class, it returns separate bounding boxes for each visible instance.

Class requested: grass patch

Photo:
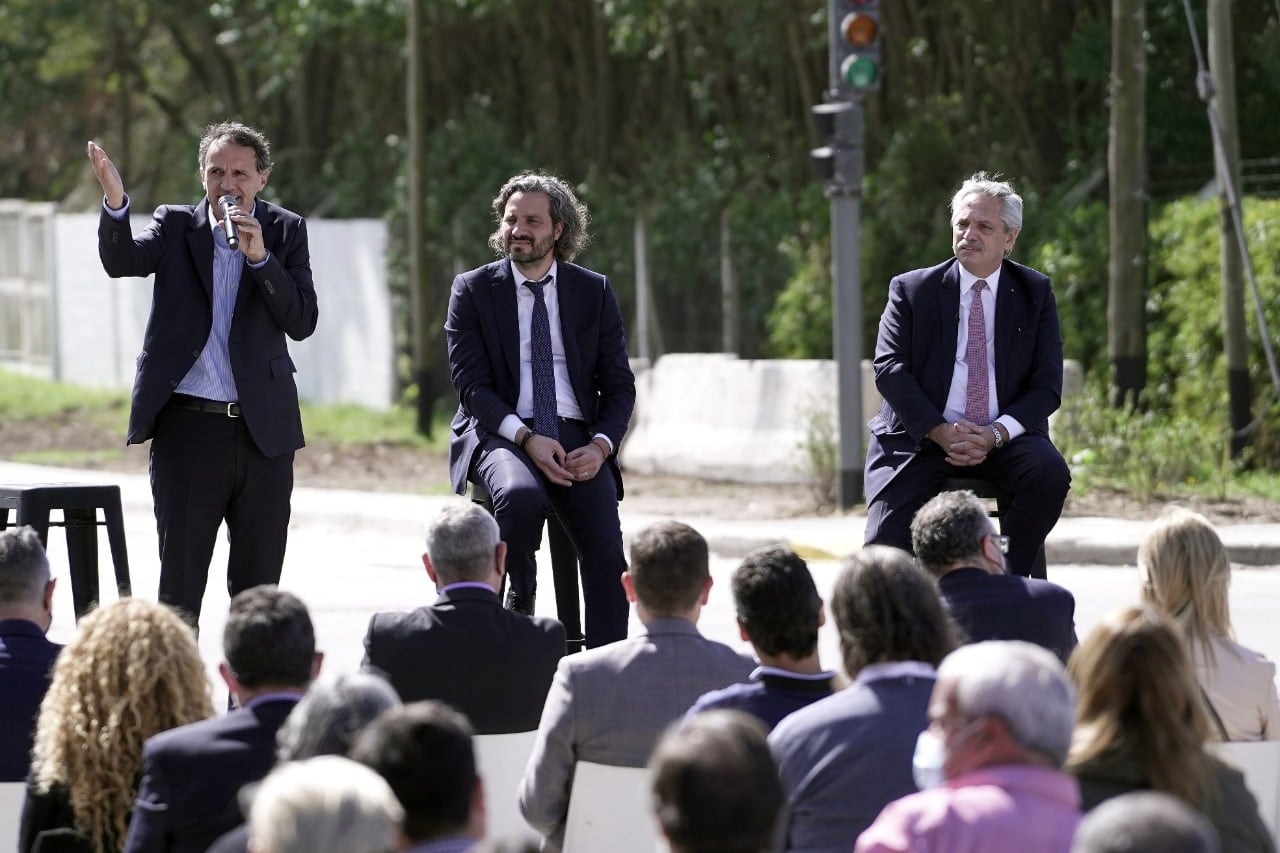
[299,400,451,450]
[0,369,128,417]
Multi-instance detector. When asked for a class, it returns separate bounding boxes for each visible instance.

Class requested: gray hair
[276,672,401,762]
[248,755,403,853]
[1072,790,1219,853]
[910,491,992,577]
[0,526,51,608]
[425,501,500,584]
[950,171,1023,233]
[488,171,591,262]
[937,640,1076,766]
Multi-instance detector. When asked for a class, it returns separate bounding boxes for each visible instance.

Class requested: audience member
[20,598,213,853]
[349,700,486,852]
[246,755,402,853]
[855,640,1081,852]
[650,710,785,853]
[1066,606,1273,853]
[686,546,834,730]
[518,521,754,850]
[1139,507,1280,740]
[0,525,60,782]
[123,587,321,853]
[768,546,956,852]
[206,671,402,853]
[911,490,1077,661]
[362,500,565,733]
[1072,790,1221,853]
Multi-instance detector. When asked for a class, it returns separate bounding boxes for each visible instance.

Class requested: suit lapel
[556,265,581,390]
[187,199,215,302]
[993,260,1019,404]
[493,261,521,385]
[937,262,961,369]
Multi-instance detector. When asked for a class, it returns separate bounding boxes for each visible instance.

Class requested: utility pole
[810,0,881,508]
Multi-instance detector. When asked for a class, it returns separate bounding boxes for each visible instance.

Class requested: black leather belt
[521,416,586,428]
[170,394,242,418]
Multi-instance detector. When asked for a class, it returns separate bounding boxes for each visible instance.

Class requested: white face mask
[911,728,947,791]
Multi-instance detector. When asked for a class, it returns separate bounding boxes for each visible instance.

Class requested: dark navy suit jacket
[938,567,1078,662]
[97,198,317,458]
[865,257,1063,504]
[0,619,61,782]
[445,259,635,497]
[122,697,297,853]
[362,585,565,733]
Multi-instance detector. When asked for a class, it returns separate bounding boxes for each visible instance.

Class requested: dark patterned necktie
[525,276,559,440]
[964,279,990,424]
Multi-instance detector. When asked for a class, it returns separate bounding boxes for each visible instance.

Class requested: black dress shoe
[505,589,535,615]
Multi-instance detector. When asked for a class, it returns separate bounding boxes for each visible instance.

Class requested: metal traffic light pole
[812,0,879,508]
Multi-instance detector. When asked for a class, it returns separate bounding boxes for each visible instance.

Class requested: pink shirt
[855,764,1081,853]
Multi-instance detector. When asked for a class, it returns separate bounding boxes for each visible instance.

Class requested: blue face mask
[911,728,947,791]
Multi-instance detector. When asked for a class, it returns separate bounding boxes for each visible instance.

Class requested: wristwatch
[990,424,1005,450]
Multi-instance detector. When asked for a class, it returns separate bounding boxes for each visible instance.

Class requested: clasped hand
[526,435,605,486]
[930,420,993,467]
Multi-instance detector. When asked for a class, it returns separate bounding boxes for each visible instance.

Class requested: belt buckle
[226,403,240,418]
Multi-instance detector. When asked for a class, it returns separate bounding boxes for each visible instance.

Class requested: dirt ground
[7,409,1280,524]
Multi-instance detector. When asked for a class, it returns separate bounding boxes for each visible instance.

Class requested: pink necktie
[964,280,990,425]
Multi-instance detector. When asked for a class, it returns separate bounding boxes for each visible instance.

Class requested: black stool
[0,483,133,621]
[940,477,1048,579]
[470,482,585,654]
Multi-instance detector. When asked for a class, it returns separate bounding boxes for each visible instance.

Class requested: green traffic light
[841,54,879,89]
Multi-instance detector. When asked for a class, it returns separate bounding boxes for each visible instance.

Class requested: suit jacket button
[913,445,922,452]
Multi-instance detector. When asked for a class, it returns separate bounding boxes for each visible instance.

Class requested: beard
[506,234,556,265]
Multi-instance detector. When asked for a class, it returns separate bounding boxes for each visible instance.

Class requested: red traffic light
[840,12,878,47]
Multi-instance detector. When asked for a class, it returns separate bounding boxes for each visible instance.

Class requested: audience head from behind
[1138,507,1233,657]
[222,586,320,705]
[424,499,506,591]
[833,545,957,678]
[732,546,823,667]
[275,671,401,762]
[1071,790,1220,853]
[349,700,484,847]
[1067,606,1215,802]
[919,640,1076,788]
[247,755,403,853]
[0,524,55,630]
[910,490,1007,578]
[649,709,785,853]
[625,521,712,622]
[30,598,214,849]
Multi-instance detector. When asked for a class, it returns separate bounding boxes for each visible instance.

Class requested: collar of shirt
[750,665,836,682]
[439,581,495,595]
[512,259,559,290]
[957,262,1002,294]
[853,659,937,687]
[244,690,304,709]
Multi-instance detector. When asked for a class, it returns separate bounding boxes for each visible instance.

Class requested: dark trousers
[864,433,1070,577]
[471,420,628,648]
[149,403,294,625]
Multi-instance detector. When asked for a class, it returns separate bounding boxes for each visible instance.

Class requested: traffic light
[829,0,880,97]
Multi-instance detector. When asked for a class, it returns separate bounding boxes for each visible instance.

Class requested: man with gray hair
[1072,791,1220,853]
[855,640,1082,852]
[361,500,565,733]
[912,489,1077,662]
[864,172,1070,579]
[0,525,59,781]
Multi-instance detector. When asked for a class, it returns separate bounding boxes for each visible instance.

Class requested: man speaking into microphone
[87,121,317,631]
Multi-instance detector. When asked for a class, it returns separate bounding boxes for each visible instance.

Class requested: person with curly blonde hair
[1138,506,1280,741]
[19,598,213,853]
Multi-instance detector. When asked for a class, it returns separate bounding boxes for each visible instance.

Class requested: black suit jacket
[122,697,297,853]
[938,567,1078,662]
[0,619,61,782]
[445,259,635,497]
[362,586,565,734]
[865,257,1063,502]
[97,197,317,458]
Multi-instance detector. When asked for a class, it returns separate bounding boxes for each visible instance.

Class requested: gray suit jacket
[517,618,755,849]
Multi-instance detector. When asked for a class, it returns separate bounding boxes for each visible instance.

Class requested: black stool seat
[470,481,585,654]
[940,477,1048,579]
[0,483,132,621]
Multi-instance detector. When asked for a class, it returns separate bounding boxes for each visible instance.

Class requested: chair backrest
[473,730,540,842]
[1210,740,1280,846]
[563,762,657,853]
[1,781,28,851]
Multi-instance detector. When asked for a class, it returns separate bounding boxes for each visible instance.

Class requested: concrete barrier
[620,353,1082,486]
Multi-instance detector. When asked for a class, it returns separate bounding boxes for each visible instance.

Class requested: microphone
[217,194,239,250]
